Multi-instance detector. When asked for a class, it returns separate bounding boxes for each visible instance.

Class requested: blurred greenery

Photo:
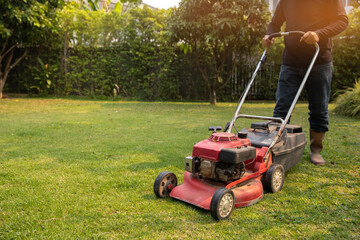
[168,0,270,104]
[333,6,360,98]
[2,0,359,108]
[0,0,64,98]
[334,79,360,117]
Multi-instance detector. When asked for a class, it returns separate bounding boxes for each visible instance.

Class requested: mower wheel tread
[210,188,235,220]
[263,164,285,193]
[154,171,177,198]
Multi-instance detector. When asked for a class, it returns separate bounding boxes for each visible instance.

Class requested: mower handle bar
[268,31,306,40]
[227,31,320,160]
[233,115,284,124]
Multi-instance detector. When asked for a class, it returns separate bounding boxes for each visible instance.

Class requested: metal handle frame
[227,31,320,159]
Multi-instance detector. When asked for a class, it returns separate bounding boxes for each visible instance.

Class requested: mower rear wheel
[210,188,235,220]
[154,171,177,198]
[263,164,285,193]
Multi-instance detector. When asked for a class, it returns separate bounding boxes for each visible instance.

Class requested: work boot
[309,129,326,165]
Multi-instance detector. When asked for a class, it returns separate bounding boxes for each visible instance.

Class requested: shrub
[334,79,360,117]
[333,6,360,98]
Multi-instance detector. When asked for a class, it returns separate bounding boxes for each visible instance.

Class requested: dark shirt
[266,0,348,67]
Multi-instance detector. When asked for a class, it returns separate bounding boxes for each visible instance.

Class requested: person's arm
[314,0,348,41]
[266,0,285,35]
[263,0,285,47]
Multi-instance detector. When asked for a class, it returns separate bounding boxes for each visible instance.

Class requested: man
[262,0,348,165]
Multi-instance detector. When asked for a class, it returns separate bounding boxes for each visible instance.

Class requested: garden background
[0,0,359,239]
[2,0,360,104]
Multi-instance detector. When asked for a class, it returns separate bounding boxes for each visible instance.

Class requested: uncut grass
[0,99,359,239]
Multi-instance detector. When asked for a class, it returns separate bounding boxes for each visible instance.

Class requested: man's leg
[273,65,302,120]
[306,62,333,165]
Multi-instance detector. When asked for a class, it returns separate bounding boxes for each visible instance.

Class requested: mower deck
[170,171,263,210]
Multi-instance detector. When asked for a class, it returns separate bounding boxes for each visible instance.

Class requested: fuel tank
[192,132,251,162]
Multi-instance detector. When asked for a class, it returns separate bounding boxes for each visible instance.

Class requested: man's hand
[300,31,319,45]
[262,35,274,47]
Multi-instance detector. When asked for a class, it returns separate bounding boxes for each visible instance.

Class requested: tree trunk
[210,85,217,105]
[0,43,27,98]
[63,32,69,94]
[193,50,216,105]
[0,79,4,99]
[0,49,13,99]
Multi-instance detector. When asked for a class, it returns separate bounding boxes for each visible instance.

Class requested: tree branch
[218,53,237,90]
[2,47,27,84]
[0,44,16,63]
[2,48,14,82]
[9,48,27,70]
[192,37,211,89]
[0,38,8,56]
[194,49,211,89]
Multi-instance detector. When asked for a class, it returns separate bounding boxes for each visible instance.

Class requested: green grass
[0,98,359,239]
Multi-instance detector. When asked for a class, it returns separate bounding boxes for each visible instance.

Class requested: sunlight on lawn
[0,99,358,239]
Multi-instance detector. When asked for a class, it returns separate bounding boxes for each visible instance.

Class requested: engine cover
[218,146,257,164]
[192,132,251,162]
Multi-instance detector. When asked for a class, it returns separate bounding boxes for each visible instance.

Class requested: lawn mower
[154,31,319,220]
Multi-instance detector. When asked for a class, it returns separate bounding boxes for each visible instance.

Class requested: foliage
[86,0,141,11]
[333,6,360,96]
[120,7,179,100]
[0,0,64,40]
[53,4,180,100]
[169,0,271,104]
[3,1,357,103]
[334,79,360,117]
[0,0,64,98]
[351,0,360,8]
[30,57,57,94]
[59,3,127,48]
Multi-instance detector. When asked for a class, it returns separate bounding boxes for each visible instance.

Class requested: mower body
[170,122,306,211]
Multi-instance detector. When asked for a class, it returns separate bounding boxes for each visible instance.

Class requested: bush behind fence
[7,45,284,101]
[5,5,360,102]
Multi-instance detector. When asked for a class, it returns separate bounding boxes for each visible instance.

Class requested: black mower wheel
[153,171,177,198]
[210,188,235,220]
[263,164,285,193]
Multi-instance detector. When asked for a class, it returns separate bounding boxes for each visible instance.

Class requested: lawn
[0,98,359,239]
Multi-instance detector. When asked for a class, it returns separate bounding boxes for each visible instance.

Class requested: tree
[0,0,64,98]
[57,3,178,99]
[169,0,270,104]
[333,4,360,96]
[121,7,178,99]
[86,0,141,11]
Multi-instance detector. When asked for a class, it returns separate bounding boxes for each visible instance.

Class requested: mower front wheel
[263,164,285,193]
[210,188,235,220]
[154,171,177,198]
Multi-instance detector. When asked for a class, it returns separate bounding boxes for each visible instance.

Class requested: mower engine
[185,132,257,182]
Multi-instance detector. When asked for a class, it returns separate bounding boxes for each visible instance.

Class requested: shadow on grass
[143,192,213,219]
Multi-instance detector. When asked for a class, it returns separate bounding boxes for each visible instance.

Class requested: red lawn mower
[154,32,319,220]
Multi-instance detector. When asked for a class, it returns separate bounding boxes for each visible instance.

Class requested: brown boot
[309,129,326,165]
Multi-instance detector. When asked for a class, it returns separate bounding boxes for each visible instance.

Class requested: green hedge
[5,4,359,102]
